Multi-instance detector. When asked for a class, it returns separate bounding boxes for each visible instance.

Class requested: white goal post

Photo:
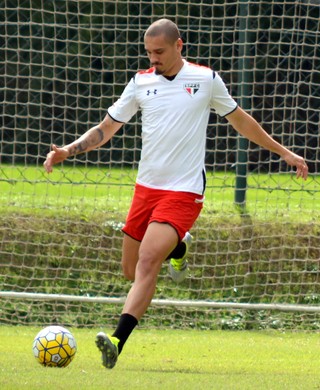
[2,291,320,313]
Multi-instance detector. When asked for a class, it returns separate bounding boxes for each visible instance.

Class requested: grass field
[1,166,320,388]
[1,164,319,222]
[0,326,320,390]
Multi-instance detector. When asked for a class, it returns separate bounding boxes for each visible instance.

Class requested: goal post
[1,0,320,330]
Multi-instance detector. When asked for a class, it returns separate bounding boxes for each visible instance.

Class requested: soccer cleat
[169,232,192,283]
[95,332,119,369]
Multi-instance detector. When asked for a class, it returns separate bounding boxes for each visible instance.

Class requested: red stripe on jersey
[187,61,211,70]
[138,67,155,74]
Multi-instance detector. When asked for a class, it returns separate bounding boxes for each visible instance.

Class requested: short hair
[144,19,181,44]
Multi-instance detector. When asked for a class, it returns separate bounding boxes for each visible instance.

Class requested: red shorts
[122,183,204,242]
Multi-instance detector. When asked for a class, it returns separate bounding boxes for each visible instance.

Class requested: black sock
[166,241,186,260]
[112,313,138,354]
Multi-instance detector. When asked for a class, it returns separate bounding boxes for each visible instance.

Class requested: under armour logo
[146,89,157,95]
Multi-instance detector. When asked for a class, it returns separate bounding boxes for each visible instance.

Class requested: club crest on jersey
[184,83,200,97]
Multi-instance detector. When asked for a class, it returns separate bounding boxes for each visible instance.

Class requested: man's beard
[152,63,164,75]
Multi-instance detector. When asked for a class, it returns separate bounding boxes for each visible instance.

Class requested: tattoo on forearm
[69,127,104,156]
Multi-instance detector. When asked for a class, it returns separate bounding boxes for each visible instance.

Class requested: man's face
[144,34,183,76]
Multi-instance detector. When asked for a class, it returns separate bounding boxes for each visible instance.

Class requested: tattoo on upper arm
[70,127,104,156]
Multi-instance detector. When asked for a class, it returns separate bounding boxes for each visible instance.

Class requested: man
[43,19,308,369]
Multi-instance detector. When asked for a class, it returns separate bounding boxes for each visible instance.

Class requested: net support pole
[234,0,254,208]
[1,291,320,314]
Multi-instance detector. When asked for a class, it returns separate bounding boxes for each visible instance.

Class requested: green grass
[1,164,319,221]
[1,167,320,387]
[1,164,320,330]
[0,326,320,390]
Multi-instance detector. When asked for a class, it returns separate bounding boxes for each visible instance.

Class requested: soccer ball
[32,325,77,367]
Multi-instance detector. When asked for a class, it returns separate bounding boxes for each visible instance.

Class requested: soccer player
[43,19,308,369]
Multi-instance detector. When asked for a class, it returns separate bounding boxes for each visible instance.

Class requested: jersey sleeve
[107,78,139,123]
[210,73,238,117]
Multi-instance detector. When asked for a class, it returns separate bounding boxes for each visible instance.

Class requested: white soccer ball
[32,325,77,367]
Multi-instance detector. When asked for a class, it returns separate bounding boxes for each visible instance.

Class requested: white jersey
[107,59,237,195]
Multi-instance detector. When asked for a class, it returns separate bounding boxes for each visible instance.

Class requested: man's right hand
[43,144,70,173]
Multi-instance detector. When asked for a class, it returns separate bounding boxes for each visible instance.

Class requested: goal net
[1,0,320,331]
